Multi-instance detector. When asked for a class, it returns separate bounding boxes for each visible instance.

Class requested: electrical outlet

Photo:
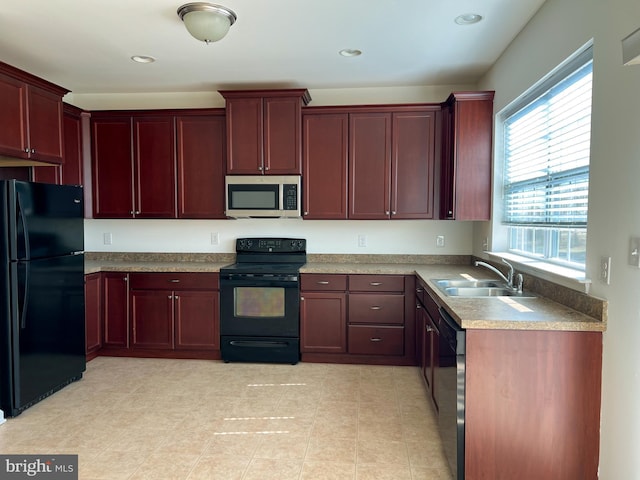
[211,232,220,245]
[600,256,611,284]
[103,232,112,245]
[482,237,489,251]
[436,235,445,247]
[358,234,367,247]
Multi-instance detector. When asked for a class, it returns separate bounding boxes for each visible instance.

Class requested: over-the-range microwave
[225,175,301,218]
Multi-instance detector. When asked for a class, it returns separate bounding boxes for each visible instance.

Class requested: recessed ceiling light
[454,13,483,25]
[339,49,362,57]
[131,55,156,64]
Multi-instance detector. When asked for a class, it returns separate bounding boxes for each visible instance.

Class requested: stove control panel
[236,237,306,253]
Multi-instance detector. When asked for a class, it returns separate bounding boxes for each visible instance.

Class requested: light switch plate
[629,237,640,267]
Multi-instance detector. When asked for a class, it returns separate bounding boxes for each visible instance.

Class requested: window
[501,45,593,270]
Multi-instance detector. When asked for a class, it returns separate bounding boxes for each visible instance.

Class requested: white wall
[478,0,640,477]
[77,84,476,255]
[84,218,473,254]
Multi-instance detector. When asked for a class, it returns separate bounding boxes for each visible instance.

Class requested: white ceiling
[0,0,546,95]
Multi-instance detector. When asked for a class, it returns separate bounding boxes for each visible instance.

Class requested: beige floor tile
[242,458,303,480]
[186,455,250,480]
[0,357,450,480]
[300,461,356,479]
[356,463,413,480]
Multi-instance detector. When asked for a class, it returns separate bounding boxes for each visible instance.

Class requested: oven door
[220,275,300,338]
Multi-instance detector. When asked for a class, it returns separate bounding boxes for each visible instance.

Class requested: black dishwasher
[438,307,466,480]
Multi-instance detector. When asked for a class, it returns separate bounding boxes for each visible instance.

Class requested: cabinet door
[26,85,64,164]
[392,111,436,219]
[349,112,392,219]
[91,117,134,218]
[300,292,347,353]
[264,96,302,174]
[302,113,348,219]
[176,115,226,218]
[84,273,103,355]
[31,165,61,184]
[131,290,174,349]
[103,273,129,348]
[61,106,84,186]
[175,290,219,350]
[134,116,176,218]
[225,97,263,173]
[0,73,28,159]
[441,92,494,220]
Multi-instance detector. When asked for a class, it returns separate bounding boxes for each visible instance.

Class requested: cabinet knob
[25,148,30,153]
[31,148,35,153]
[135,211,140,215]
[300,296,305,301]
[416,288,423,293]
[369,282,382,286]
[317,281,330,285]
[170,279,180,283]
[385,211,390,215]
[168,295,172,299]
[416,303,422,309]
[369,337,382,342]
[304,211,309,215]
[392,211,396,215]
[426,325,434,332]
[258,166,263,171]
[370,306,382,310]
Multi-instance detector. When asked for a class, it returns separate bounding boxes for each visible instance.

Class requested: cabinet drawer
[348,294,404,325]
[129,273,219,290]
[301,274,347,291]
[349,274,404,292]
[423,289,440,322]
[348,325,404,355]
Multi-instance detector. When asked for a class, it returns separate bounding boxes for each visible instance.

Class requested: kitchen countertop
[84,254,606,333]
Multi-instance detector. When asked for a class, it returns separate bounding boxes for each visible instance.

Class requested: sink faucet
[474,259,517,290]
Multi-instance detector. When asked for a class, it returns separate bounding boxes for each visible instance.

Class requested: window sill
[484,251,592,294]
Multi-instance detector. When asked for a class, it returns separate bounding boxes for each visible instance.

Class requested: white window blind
[503,57,593,227]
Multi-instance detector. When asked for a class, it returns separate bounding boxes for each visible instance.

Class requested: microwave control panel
[283,184,298,210]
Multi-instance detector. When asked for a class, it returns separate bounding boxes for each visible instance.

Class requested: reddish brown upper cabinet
[302,112,349,219]
[91,113,176,218]
[349,112,392,219]
[220,89,311,175]
[176,114,226,218]
[440,91,494,220]
[32,103,85,186]
[0,61,67,165]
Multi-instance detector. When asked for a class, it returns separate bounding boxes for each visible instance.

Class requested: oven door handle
[229,340,292,348]
[221,279,298,288]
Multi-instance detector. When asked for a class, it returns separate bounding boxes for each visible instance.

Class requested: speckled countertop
[84,253,606,333]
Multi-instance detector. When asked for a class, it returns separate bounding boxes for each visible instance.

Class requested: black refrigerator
[0,180,86,417]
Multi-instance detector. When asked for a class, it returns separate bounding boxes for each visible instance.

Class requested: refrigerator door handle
[19,262,30,329]
[16,192,31,261]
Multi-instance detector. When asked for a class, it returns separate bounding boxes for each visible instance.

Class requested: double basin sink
[433,279,535,298]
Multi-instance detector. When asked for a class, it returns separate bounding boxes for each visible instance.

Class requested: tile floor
[0,357,453,480]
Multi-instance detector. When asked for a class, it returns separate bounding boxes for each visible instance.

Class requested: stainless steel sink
[433,279,536,298]
[434,279,505,289]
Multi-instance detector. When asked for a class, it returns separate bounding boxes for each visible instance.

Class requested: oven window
[234,287,285,317]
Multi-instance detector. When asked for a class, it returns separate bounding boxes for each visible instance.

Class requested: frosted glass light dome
[177,3,237,44]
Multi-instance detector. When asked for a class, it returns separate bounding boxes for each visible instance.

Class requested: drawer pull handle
[370,337,382,342]
[369,282,382,286]
[170,279,181,283]
[370,306,382,310]
[317,281,330,285]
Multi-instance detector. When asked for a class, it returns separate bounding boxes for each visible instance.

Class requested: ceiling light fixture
[339,49,362,57]
[177,2,237,44]
[131,55,156,64]
[454,13,483,25]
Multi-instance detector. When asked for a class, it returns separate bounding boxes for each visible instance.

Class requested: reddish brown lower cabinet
[84,273,102,360]
[102,272,130,349]
[300,274,347,354]
[128,273,220,358]
[131,290,174,349]
[301,273,416,365]
[300,291,347,354]
[464,329,602,480]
